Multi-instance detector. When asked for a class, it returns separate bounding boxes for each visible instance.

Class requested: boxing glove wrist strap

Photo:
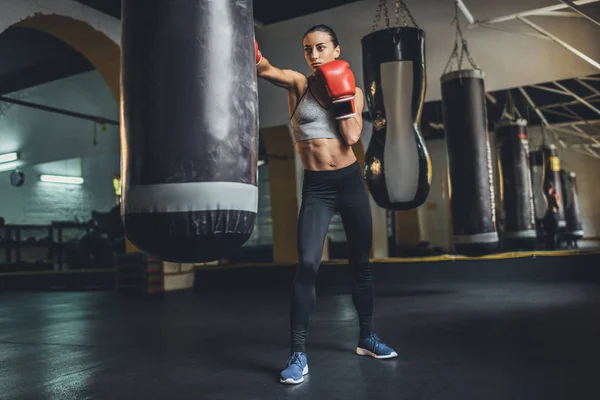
[332,97,356,120]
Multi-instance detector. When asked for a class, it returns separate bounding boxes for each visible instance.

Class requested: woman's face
[302,31,340,74]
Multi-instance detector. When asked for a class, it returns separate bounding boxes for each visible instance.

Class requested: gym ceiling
[0,0,361,96]
[0,0,599,152]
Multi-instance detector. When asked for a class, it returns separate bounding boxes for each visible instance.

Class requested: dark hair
[303,24,340,48]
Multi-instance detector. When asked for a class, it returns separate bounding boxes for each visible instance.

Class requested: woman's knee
[295,256,320,284]
[347,243,371,265]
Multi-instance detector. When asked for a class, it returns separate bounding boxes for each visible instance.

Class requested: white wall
[255,0,600,128]
[244,163,272,247]
[0,70,120,225]
[416,139,452,251]
[527,125,600,238]
[0,154,119,225]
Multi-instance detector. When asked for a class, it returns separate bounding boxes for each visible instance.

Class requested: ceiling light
[0,152,18,164]
[40,174,84,185]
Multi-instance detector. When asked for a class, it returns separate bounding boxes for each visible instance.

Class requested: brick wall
[0,70,119,225]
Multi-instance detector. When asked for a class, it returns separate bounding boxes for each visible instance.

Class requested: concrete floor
[2,280,600,399]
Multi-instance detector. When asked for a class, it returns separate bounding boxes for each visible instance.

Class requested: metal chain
[374,0,419,31]
[372,0,390,31]
[443,0,480,74]
[385,0,390,30]
[397,0,420,28]
[372,0,384,31]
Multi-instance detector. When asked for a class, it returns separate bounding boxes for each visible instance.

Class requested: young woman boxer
[255,25,398,385]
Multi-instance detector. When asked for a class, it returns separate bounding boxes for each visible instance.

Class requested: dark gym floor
[2,257,600,399]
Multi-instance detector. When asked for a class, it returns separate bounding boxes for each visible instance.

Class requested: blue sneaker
[279,352,308,384]
[356,333,398,359]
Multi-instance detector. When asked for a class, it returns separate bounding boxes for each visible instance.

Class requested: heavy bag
[529,150,546,223]
[120,0,259,262]
[440,70,498,254]
[560,170,584,239]
[540,145,566,229]
[488,130,504,239]
[495,119,536,247]
[361,27,431,210]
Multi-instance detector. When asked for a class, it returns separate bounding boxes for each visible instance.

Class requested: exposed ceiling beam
[553,81,600,116]
[542,108,583,119]
[551,125,593,140]
[572,143,600,148]
[547,118,600,128]
[570,123,600,145]
[518,87,552,126]
[517,16,600,70]
[532,11,585,17]
[517,86,568,144]
[560,104,600,134]
[456,0,475,24]
[485,93,497,104]
[516,87,600,149]
[585,147,600,158]
[576,79,600,97]
[471,0,600,26]
[559,0,600,27]
[530,84,571,96]
[546,127,600,156]
[570,147,600,158]
[561,105,582,119]
[539,95,600,110]
[477,23,551,40]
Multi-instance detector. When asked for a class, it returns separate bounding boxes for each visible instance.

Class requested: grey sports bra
[290,79,342,143]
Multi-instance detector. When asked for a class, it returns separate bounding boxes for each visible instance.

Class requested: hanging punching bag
[441,70,498,255]
[120,0,259,262]
[540,145,566,230]
[495,119,536,249]
[488,129,504,246]
[560,170,584,241]
[361,27,431,210]
[529,149,546,240]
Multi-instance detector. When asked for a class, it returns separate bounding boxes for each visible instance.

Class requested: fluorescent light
[257,160,265,167]
[0,161,20,172]
[0,152,18,164]
[40,174,84,184]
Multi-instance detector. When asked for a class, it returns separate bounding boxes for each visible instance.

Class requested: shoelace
[287,352,304,368]
[367,333,385,351]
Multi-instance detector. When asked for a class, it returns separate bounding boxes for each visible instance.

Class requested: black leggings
[290,161,374,353]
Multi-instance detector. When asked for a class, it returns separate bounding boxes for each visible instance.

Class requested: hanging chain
[371,0,383,31]
[395,0,420,28]
[372,0,390,31]
[443,0,480,74]
[373,0,419,31]
[541,123,547,145]
[500,90,525,122]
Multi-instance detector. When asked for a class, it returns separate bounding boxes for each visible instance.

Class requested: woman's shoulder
[291,74,310,97]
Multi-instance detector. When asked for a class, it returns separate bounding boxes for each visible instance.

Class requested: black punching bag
[120,0,259,263]
[495,119,536,249]
[441,70,498,255]
[361,27,431,210]
[540,145,566,230]
[560,170,584,240]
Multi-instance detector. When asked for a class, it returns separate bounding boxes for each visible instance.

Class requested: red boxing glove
[254,39,262,65]
[316,60,357,120]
